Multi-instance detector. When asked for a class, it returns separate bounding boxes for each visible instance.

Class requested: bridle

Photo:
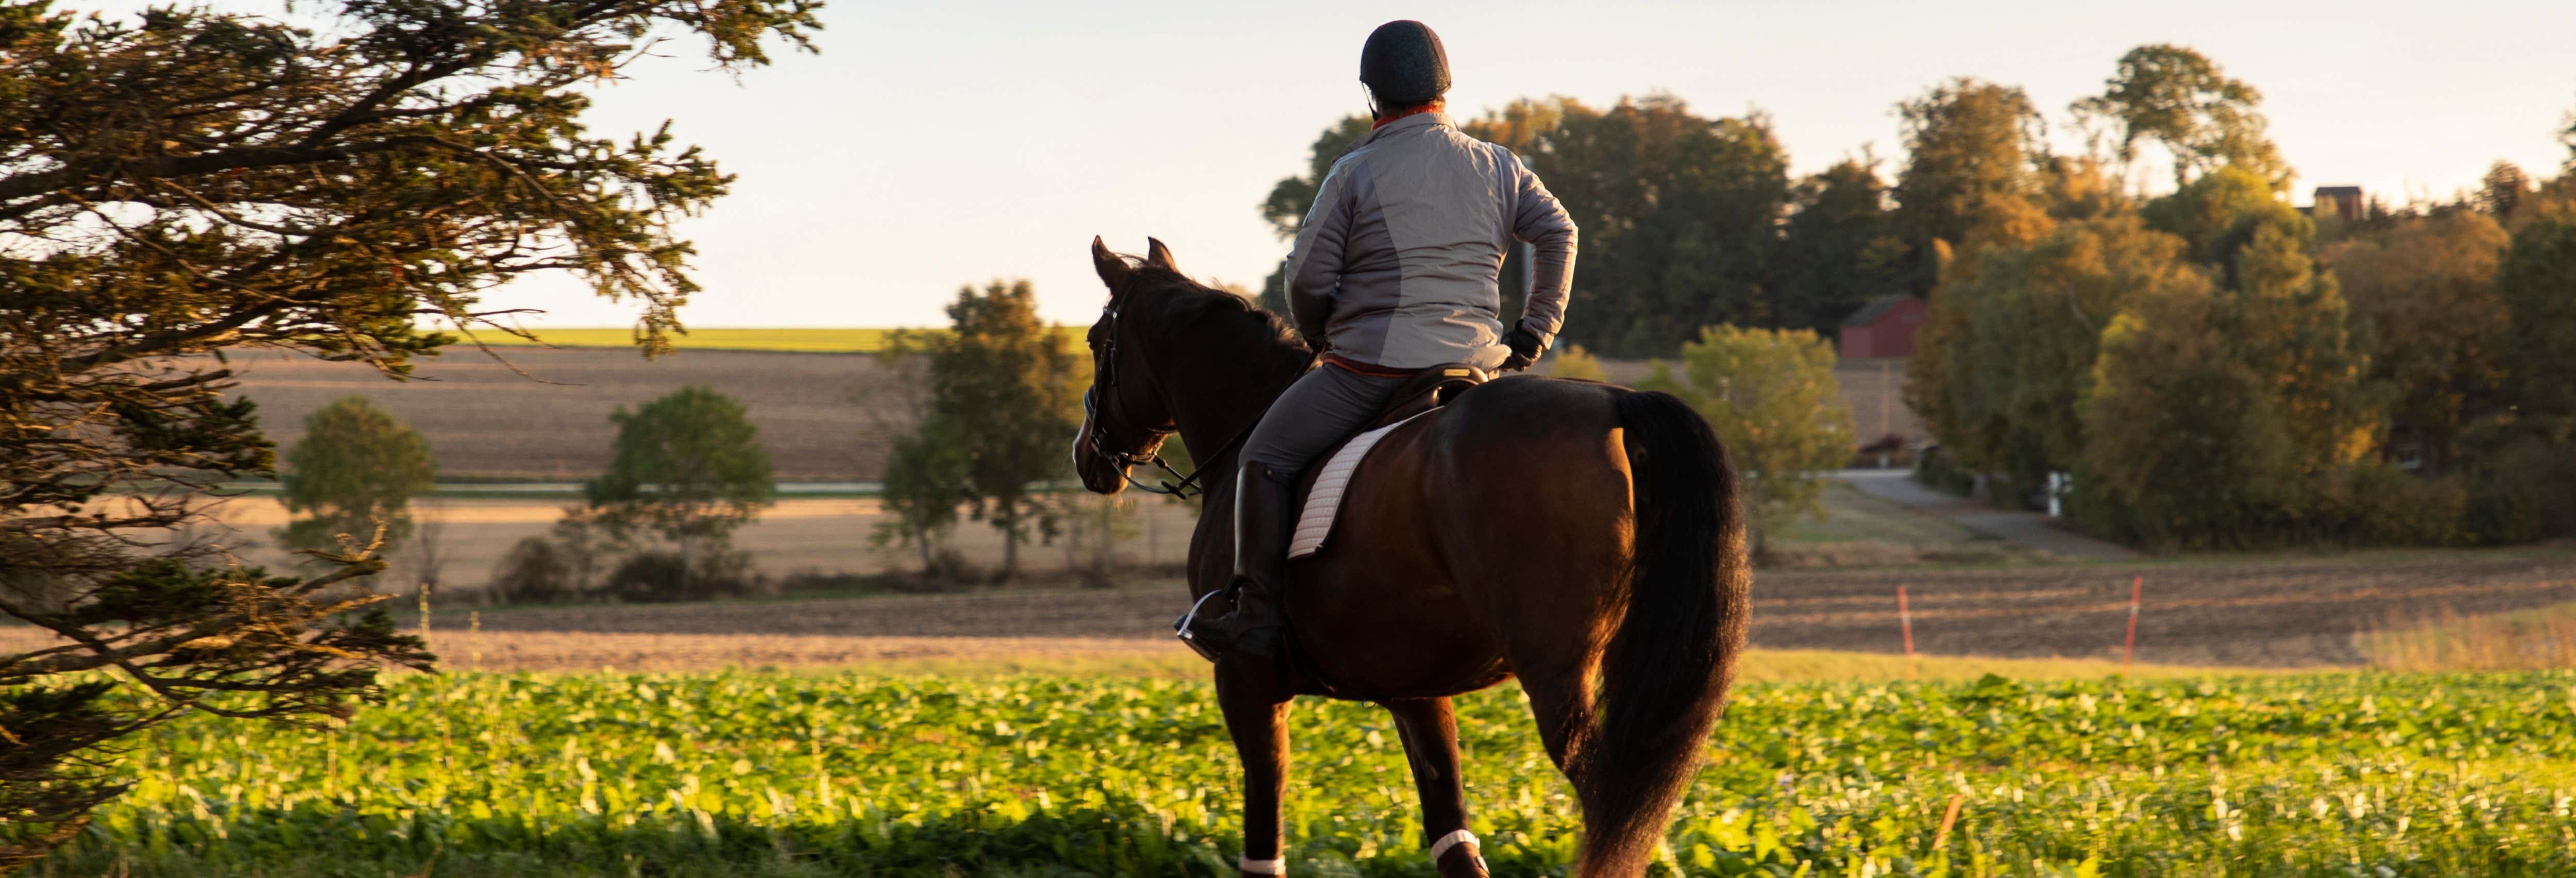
[1081,301,1252,498]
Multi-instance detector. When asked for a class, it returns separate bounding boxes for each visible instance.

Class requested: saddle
[1365,363,1488,429]
[1287,363,1487,560]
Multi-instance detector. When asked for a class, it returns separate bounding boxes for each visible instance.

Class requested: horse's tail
[1574,390,1751,876]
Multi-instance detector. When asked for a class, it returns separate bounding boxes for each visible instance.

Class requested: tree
[2078,217,2395,548]
[1890,78,2052,295]
[2222,221,2378,474]
[873,413,972,578]
[1640,326,1855,556]
[2141,165,2301,274]
[2480,161,2532,220]
[2078,281,2292,546]
[1467,95,1792,356]
[1907,215,2211,494]
[925,280,1081,581]
[2324,210,2512,471]
[585,386,776,597]
[1778,159,1908,333]
[275,397,436,554]
[0,0,809,862]
[2073,45,2289,190]
[2497,200,2576,427]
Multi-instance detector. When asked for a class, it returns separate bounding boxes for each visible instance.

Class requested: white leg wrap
[1429,828,1480,863]
[1239,855,1286,875]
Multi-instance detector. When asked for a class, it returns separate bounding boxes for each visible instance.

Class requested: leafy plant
[38,669,2576,876]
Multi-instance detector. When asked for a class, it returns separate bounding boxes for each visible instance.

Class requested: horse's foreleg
[1386,697,1489,878]
[1217,663,1293,877]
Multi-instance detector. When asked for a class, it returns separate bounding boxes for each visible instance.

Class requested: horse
[1071,237,1752,877]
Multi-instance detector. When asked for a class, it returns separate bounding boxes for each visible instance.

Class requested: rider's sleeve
[1507,155,1578,350]
[1281,159,1354,348]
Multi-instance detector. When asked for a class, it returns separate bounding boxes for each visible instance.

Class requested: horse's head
[1071,236,1186,494]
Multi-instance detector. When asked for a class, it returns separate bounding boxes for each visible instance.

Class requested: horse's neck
[1167,367,1292,477]
[1158,334,1304,494]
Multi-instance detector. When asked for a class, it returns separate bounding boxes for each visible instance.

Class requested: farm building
[2309,184,2366,222]
[1838,294,1926,359]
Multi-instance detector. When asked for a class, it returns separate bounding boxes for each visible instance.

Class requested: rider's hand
[1499,327,1544,372]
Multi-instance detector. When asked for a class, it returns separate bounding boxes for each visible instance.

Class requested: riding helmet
[1359,20,1449,108]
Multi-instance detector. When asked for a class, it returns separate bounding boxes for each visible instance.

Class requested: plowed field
[420,550,2576,668]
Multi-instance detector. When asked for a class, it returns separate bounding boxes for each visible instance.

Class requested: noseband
[1083,302,1250,498]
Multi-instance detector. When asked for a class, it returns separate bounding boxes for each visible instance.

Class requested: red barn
[1839,295,1926,359]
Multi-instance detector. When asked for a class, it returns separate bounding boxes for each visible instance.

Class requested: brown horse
[1072,237,1751,878]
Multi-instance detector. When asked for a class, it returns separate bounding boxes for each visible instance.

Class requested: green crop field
[42,669,2576,877]
[472,327,1088,353]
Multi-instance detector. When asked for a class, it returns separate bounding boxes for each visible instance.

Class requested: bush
[1913,445,1974,496]
[484,509,622,604]
[488,536,575,604]
[2465,434,2576,545]
[1639,325,1856,556]
[605,548,755,602]
[2331,463,2468,547]
[2071,462,2471,551]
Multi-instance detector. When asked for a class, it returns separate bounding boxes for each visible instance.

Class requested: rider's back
[1282,112,1575,373]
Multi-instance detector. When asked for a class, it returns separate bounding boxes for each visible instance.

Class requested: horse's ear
[1090,235,1132,295]
[1145,237,1179,273]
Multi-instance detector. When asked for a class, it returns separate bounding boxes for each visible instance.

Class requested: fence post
[1899,585,1917,679]
[2123,576,2142,669]
[1899,585,1914,654]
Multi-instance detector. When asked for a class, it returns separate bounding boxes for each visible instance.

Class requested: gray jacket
[1281,112,1578,372]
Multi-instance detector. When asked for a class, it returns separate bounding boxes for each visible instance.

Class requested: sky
[331,1,2576,329]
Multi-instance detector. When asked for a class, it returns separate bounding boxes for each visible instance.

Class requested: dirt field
[390,548,2576,669]
[199,494,1208,588]
[220,346,913,481]
[223,346,1924,482]
[196,479,1983,596]
[13,550,2562,673]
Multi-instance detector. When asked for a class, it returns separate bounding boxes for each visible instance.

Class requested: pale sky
[295,1,2576,329]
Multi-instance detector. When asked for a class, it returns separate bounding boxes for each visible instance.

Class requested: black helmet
[1359,21,1449,108]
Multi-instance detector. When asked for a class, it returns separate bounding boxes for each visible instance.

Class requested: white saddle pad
[1287,410,1433,560]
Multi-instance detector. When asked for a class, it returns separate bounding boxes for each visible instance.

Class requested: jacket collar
[1361,111,1453,145]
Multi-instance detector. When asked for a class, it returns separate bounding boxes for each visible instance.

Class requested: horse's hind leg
[1385,698,1489,877]
[1217,664,1293,877]
[1517,665,1596,774]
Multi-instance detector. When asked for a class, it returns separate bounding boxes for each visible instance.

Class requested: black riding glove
[1500,327,1545,372]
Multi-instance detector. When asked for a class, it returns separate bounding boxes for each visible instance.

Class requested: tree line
[1900,54,2576,550]
[1255,46,2319,362]
[1263,44,2576,551]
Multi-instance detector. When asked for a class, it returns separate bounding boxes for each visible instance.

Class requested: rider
[1180,20,1578,662]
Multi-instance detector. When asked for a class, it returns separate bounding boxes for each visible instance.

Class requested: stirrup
[1172,588,1229,661]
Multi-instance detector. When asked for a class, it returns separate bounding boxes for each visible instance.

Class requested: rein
[1082,301,1261,499]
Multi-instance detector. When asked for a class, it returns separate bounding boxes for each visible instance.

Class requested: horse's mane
[1124,263,1313,379]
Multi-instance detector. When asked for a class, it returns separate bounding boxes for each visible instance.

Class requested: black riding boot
[1178,462,1294,662]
